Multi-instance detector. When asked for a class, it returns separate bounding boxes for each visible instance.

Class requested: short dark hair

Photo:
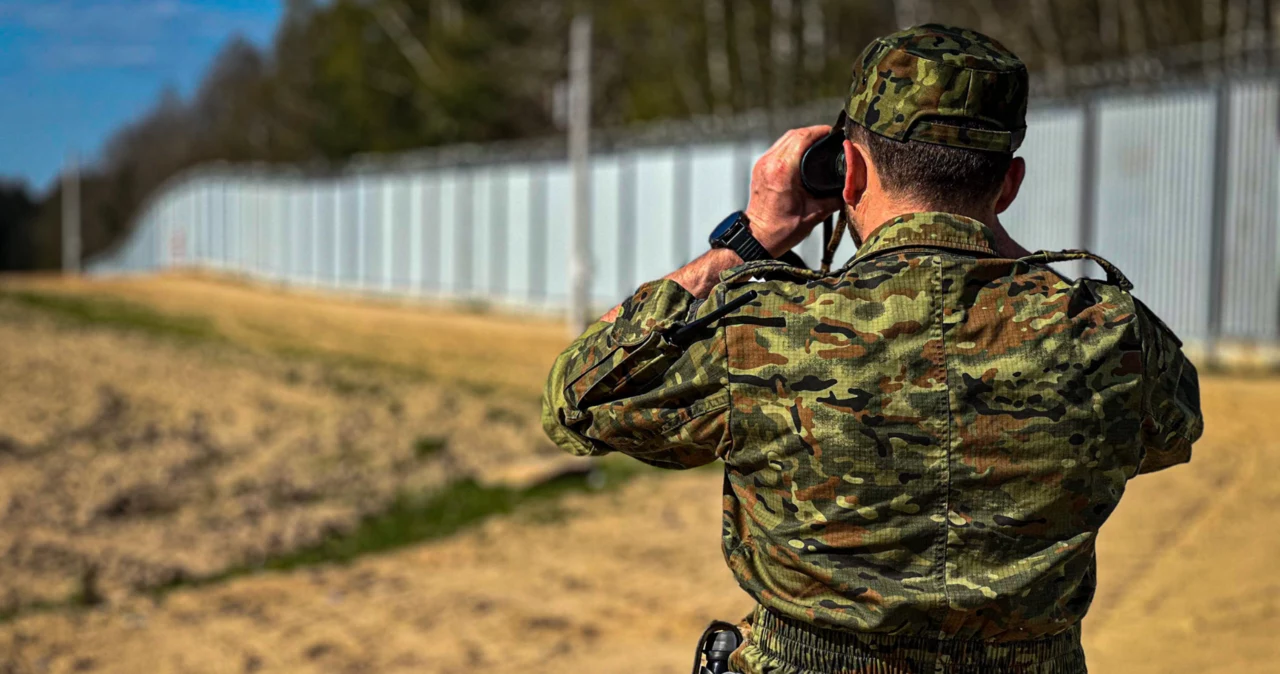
[846,119,1012,213]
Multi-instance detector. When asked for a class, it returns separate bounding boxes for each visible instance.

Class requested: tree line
[3,0,1276,271]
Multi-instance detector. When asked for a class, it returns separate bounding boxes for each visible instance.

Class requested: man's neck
[853,204,1032,259]
[988,220,1034,258]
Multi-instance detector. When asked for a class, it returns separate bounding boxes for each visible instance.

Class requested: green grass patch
[141,456,650,598]
[0,456,671,624]
[0,597,68,625]
[270,344,435,388]
[319,370,386,397]
[0,290,222,344]
[457,298,492,315]
[259,477,573,570]
[458,380,498,397]
[0,566,105,626]
[484,406,527,425]
[413,436,448,459]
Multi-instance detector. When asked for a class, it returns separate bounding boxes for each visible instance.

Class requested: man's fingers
[783,125,835,150]
[794,125,835,140]
[764,132,790,153]
[767,125,823,152]
[776,126,835,162]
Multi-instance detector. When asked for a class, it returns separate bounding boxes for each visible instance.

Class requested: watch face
[710,211,743,246]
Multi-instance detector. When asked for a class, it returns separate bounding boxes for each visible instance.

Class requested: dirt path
[1083,377,1280,673]
[2,470,749,674]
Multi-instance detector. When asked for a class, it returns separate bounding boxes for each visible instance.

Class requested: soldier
[542,24,1202,674]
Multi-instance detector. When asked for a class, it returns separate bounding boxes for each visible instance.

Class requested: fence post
[673,150,692,267]
[61,152,81,275]
[1077,99,1098,258]
[457,171,473,295]
[312,184,321,286]
[491,170,508,297]
[1208,80,1234,361]
[568,13,593,335]
[531,167,548,304]
[357,174,368,288]
[618,153,636,298]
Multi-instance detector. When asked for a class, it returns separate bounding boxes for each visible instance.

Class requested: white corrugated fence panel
[590,156,622,305]
[1094,91,1216,341]
[1222,81,1280,340]
[1005,107,1085,278]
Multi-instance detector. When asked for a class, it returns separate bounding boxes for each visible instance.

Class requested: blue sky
[0,0,283,193]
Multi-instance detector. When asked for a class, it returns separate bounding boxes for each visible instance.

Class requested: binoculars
[799,110,848,200]
[786,110,849,273]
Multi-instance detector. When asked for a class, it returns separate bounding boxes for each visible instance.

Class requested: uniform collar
[852,212,999,261]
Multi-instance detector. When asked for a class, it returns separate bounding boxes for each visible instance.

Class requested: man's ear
[994,156,1025,214]
[843,139,869,208]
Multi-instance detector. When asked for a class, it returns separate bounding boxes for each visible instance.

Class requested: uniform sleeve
[540,279,733,469]
[1135,300,1204,474]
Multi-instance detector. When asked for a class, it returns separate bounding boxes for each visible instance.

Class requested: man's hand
[597,126,843,322]
[745,125,844,257]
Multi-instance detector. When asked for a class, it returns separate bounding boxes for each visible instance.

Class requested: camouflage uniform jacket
[542,212,1203,672]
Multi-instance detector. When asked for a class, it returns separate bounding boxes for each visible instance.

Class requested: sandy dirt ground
[1,275,1278,674]
[0,278,572,609]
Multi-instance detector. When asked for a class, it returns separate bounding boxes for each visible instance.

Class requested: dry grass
[1,471,744,674]
[0,274,1277,673]
[2,273,571,399]
[0,283,574,612]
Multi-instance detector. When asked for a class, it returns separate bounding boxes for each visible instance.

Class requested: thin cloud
[0,1,272,71]
[1,1,184,35]
[44,44,161,69]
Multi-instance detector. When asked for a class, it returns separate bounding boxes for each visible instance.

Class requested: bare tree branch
[1100,0,1122,57]
[1160,0,1195,47]
[672,24,709,115]
[1204,0,1224,69]
[733,1,765,109]
[1226,0,1248,63]
[704,0,733,115]
[1057,0,1098,63]
[371,0,442,87]
[1245,0,1267,60]
[431,0,462,30]
[802,0,825,79]
[1271,0,1280,58]
[1118,0,1148,58]
[771,0,795,109]
[1144,0,1177,51]
[1029,0,1066,92]
[966,0,1008,41]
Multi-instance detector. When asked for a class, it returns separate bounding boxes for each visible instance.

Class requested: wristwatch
[709,211,772,263]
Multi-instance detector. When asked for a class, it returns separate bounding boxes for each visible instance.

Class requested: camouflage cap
[846,24,1028,153]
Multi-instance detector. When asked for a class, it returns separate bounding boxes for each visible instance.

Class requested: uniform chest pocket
[563,332,677,410]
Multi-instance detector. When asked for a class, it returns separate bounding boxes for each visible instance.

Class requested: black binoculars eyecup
[800,111,848,199]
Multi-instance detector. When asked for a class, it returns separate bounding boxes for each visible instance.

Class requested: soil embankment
[1,275,1276,673]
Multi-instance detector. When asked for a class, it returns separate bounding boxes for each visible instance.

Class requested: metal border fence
[88,77,1280,347]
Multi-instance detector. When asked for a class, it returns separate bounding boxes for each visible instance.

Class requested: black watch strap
[711,213,773,263]
[724,223,772,262]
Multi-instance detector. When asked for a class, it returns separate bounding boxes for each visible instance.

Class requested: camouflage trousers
[728,607,1087,674]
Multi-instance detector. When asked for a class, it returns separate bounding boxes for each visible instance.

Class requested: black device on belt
[691,621,743,674]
